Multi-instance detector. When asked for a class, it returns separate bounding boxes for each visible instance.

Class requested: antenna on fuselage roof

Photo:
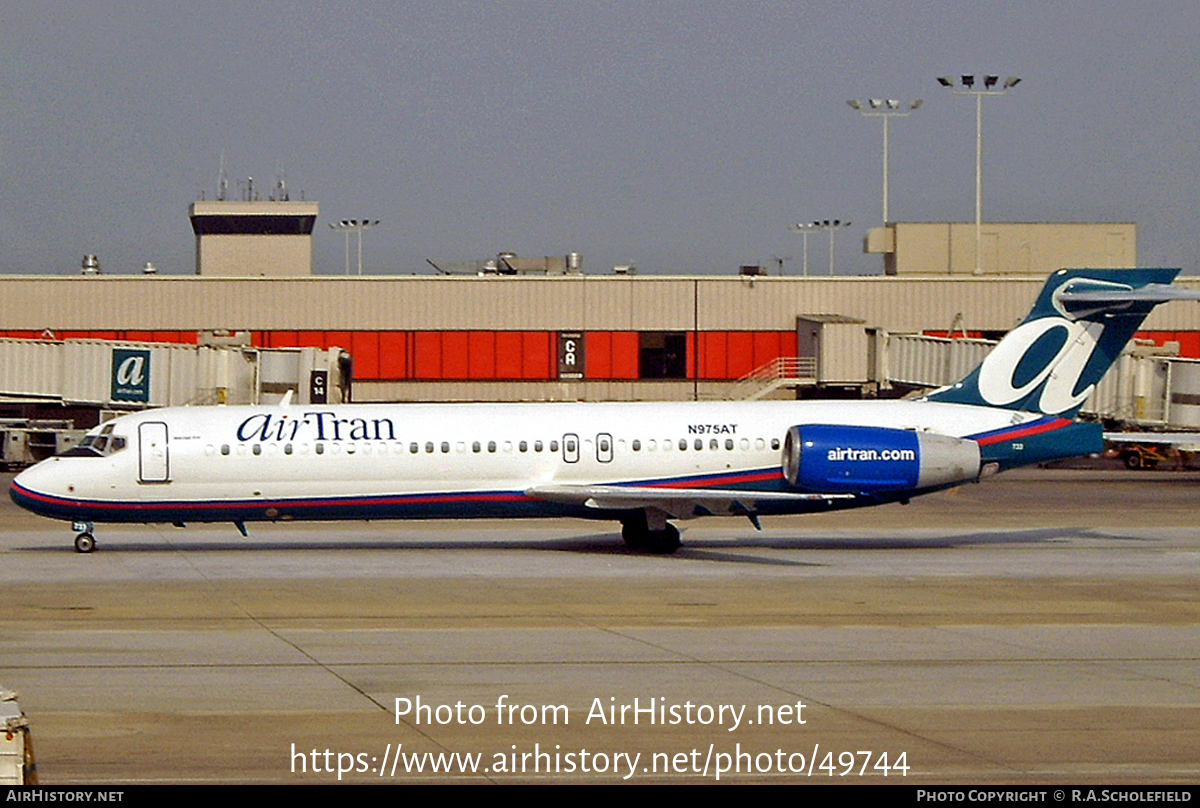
[279,389,294,407]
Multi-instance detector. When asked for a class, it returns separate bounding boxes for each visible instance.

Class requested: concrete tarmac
[2,468,1198,784]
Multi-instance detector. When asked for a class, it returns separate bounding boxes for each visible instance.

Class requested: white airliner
[10,268,1196,554]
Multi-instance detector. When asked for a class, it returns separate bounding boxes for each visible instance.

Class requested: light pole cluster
[794,75,1020,276]
[789,220,851,276]
[846,98,922,224]
[328,219,380,275]
[937,75,1021,274]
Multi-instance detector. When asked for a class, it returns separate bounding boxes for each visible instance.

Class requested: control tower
[189,199,319,276]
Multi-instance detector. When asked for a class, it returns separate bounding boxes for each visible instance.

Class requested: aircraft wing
[526,484,854,520]
[1104,432,1200,447]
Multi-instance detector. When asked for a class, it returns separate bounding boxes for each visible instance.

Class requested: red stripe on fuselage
[638,469,783,489]
[973,417,1071,446]
[10,480,531,512]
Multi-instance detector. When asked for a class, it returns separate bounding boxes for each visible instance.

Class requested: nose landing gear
[72,521,96,554]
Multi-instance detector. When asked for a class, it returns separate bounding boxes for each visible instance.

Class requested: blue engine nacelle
[781,424,982,496]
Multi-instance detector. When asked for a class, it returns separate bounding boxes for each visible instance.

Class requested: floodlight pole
[816,220,851,275]
[329,219,380,275]
[937,75,1021,274]
[847,99,922,223]
[328,223,351,275]
[788,222,818,276]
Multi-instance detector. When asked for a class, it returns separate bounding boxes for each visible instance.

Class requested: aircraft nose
[10,458,69,517]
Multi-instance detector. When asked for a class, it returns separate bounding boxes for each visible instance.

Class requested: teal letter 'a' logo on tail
[926,268,1183,416]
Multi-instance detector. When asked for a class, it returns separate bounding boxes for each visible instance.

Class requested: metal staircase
[724,357,818,400]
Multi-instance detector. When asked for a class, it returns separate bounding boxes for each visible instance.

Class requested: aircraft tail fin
[925,268,1188,417]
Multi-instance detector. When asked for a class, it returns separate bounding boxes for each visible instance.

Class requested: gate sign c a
[111,349,151,402]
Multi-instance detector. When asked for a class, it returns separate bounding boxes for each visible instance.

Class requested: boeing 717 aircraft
[10,268,1196,553]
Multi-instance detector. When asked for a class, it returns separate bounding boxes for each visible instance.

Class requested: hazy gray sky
[3,1,1198,276]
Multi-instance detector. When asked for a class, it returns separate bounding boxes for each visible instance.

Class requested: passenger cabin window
[597,433,613,463]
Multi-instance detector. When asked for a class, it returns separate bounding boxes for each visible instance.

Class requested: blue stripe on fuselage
[9,466,789,525]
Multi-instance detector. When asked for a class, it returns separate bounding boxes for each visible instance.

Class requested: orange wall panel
[752,331,779,368]
[441,331,469,379]
[586,331,612,379]
[326,332,353,353]
[468,331,496,379]
[414,332,442,378]
[523,331,552,379]
[611,332,639,378]
[726,332,755,378]
[351,332,380,379]
[378,332,408,379]
[494,332,524,379]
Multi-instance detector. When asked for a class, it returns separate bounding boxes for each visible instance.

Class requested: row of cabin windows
[211,436,782,457]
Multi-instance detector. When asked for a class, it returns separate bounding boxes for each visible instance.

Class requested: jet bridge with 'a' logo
[0,337,346,410]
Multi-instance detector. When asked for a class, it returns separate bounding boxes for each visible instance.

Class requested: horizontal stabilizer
[1058,283,1200,305]
[1103,431,1200,446]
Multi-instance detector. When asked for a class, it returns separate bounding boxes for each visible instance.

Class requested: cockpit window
[62,422,128,457]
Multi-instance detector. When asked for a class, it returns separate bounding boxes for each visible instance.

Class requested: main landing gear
[620,512,682,555]
[72,521,96,554]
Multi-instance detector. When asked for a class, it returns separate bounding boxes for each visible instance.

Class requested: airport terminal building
[1,200,1197,407]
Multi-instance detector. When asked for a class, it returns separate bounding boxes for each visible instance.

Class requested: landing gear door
[138,421,170,483]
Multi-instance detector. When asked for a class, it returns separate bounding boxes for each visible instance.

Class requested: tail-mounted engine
[782,424,981,496]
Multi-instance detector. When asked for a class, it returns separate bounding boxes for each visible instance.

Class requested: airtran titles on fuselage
[235,412,743,444]
[236,411,396,443]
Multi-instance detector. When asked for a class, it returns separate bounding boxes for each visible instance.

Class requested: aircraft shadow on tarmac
[16,525,1109,566]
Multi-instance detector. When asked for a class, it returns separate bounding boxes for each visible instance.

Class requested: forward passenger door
[138,421,170,483]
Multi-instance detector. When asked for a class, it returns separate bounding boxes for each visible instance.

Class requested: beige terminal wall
[866,222,1136,276]
[2,274,1197,334]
